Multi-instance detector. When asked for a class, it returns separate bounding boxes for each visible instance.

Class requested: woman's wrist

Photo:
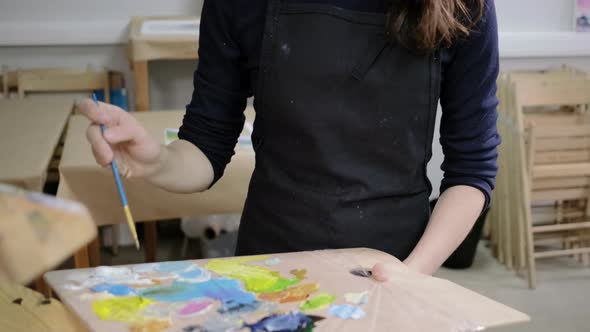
[145,144,169,182]
[403,255,434,275]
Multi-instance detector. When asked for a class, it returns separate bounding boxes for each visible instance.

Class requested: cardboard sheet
[129,16,200,62]
[57,109,255,226]
[0,185,96,285]
[45,248,529,332]
[0,282,90,332]
[0,96,74,191]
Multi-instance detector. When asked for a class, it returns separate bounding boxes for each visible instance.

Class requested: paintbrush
[92,94,140,250]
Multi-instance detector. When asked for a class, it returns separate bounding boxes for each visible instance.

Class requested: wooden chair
[512,78,590,288]
[14,68,110,185]
[0,65,8,99]
[17,68,110,102]
[490,70,579,272]
[527,119,590,259]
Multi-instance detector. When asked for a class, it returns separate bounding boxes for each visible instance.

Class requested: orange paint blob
[129,320,171,332]
[258,283,320,303]
[290,269,307,280]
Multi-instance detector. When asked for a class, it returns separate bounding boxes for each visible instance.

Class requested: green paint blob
[205,256,300,293]
[299,293,337,311]
[262,277,301,293]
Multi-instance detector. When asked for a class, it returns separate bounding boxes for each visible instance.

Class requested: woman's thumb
[371,262,393,282]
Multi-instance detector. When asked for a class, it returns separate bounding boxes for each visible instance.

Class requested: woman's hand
[371,262,394,282]
[371,260,430,282]
[372,186,485,282]
[77,98,214,193]
[76,98,163,179]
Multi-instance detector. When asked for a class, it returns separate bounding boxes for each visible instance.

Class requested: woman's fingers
[86,124,113,167]
[76,98,121,127]
[103,124,138,145]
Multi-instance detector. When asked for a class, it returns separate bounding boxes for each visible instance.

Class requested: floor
[436,245,590,332]
[97,231,590,332]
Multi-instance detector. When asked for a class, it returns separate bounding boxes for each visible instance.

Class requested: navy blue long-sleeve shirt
[179,0,500,206]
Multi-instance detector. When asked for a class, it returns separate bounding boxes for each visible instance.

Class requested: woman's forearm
[147,140,215,194]
[404,185,485,275]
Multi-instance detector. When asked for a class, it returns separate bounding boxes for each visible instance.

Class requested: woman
[79,0,499,280]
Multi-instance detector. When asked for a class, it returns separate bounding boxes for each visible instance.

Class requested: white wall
[495,0,575,32]
[1,0,589,197]
[0,0,202,21]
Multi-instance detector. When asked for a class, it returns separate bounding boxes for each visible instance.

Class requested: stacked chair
[2,67,112,182]
[1,67,110,101]
[489,66,590,288]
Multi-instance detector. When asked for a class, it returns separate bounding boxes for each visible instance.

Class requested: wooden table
[128,16,199,111]
[0,96,73,191]
[57,109,255,267]
[45,248,530,332]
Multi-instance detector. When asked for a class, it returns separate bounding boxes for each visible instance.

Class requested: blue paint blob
[264,258,281,266]
[179,269,202,279]
[218,300,261,315]
[328,304,366,320]
[91,284,135,296]
[155,261,195,273]
[139,278,256,305]
[247,312,321,332]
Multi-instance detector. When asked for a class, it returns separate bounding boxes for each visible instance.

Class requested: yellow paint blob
[205,256,300,293]
[91,297,153,322]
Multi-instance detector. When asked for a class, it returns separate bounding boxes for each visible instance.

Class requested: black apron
[236,0,441,260]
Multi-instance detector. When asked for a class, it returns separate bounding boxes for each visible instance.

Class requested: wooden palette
[45,248,528,332]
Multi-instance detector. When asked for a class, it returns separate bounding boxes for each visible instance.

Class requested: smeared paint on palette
[194,315,243,331]
[139,278,256,304]
[300,293,337,311]
[329,304,366,320]
[92,297,154,322]
[178,268,211,283]
[63,266,154,290]
[290,269,307,280]
[129,320,171,332]
[154,261,194,274]
[246,312,324,332]
[91,284,136,296]
[62,256,369,331]
[205,256,301,293]
[258,283,320,303]
[176,300,213,316]
[344,291,369,305]
[265,257,281,266]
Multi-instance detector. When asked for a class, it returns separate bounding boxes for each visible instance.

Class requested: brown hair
[388,0,486,51]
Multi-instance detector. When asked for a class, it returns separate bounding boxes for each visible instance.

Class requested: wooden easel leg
[133,61,150,112]
[88,237,101,267]
[34,277,53,298]
[74,246,90,268]
[144,221,158,262]
[111,225,120,256]
[181,237,190,258]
